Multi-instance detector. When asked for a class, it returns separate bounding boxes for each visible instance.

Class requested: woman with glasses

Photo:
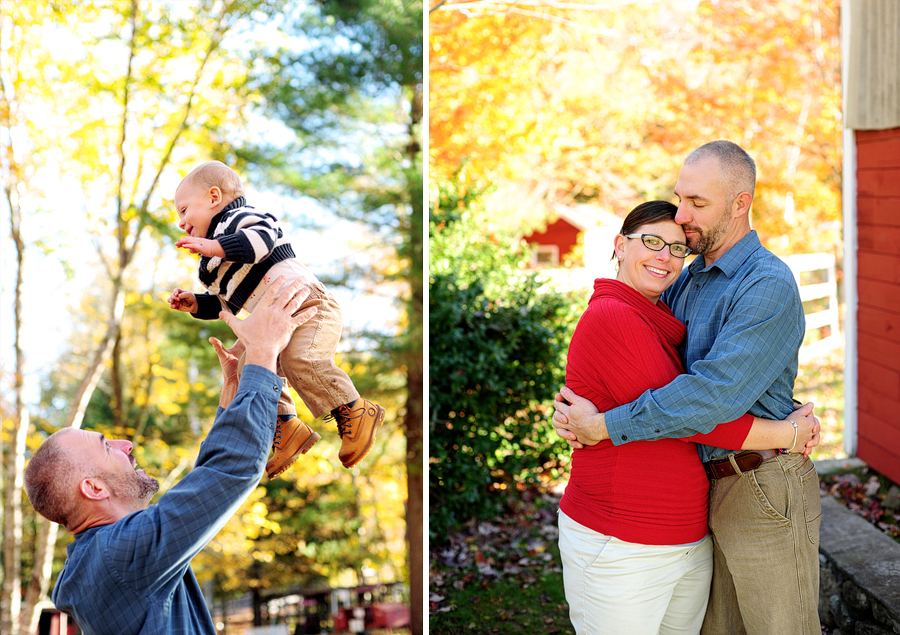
[557,201,813,635]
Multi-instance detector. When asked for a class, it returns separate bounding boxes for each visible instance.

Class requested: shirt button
[655,429,660,433]
[621,435,627,441]
[694,284,701,290]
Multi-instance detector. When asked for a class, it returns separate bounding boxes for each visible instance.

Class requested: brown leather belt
[703,449,782,480]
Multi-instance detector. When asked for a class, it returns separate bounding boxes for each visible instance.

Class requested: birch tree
[0,2,72,631]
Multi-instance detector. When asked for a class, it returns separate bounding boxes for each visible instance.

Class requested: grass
[429,571,570,634]
[429,490,572,633]
[795,346,847,460]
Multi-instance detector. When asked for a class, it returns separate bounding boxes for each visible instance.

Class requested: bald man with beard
[25,277,315,635]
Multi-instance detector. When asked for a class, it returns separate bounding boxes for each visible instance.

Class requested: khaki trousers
[238,282,359,420]
[701,453,821,635]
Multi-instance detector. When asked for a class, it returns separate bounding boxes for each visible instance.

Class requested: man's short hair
[685,140,756,205]
[24,429,82,527]
[183,161,245,201]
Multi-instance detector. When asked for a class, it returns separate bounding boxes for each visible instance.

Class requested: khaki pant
[239,282,359,420]
[701,453,821,635]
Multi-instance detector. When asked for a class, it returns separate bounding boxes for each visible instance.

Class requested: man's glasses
[624,234,692,258]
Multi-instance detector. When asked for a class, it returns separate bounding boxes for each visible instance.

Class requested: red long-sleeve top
[559,279,753,545]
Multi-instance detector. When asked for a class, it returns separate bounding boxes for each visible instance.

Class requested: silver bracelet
[787,418,799,453]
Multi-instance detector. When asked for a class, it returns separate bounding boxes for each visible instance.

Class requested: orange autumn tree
[429,0,841,255]
[430,1,680,231]
[640,0,842,255]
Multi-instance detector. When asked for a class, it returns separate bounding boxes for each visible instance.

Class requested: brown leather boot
[333,398,385,468]
[266,417,321,478]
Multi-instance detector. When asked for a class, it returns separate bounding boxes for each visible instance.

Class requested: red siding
[857,252,900,285]
[857,305,900,342]
[857,169,900,198]
[525,218,581,260]
[858,358,900,397]
[856,128,900,486]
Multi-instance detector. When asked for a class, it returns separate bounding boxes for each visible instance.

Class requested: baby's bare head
[178,161,244,203]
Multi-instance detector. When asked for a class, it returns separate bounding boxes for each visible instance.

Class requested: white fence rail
[781,252,841,361]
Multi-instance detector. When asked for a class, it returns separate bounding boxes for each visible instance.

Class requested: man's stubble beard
[686,206,733,255]
[104,470,160,502]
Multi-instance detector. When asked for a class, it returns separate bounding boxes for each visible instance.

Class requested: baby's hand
[175,237,226,258]
[168,288,198,313]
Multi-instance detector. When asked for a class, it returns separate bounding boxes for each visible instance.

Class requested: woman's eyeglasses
[624,234,692,258]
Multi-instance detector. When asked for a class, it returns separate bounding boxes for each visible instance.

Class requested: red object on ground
[372,603,411,628]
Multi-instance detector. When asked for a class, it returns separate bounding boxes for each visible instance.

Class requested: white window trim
[531,244,560,268]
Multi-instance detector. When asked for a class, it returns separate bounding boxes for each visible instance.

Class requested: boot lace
[331,403,362,438]
[272,420,284,448]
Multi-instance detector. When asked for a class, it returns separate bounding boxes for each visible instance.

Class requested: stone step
[819,493,900,633]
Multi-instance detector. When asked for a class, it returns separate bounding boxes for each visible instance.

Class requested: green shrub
[429,177,581,541]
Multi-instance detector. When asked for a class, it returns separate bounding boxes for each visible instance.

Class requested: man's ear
[208,186,223,206]
[80,477,110,501]
[732,191,753,219]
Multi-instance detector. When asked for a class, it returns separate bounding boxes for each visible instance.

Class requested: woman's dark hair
[611,200,679,260]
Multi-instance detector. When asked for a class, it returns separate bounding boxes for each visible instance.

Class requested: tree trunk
[64,282,125,430]
[252,585,263,626]
[404,82,425,635]
[20,519,58,635]
[2,409,28,635]
[111,327,126,431]
[131,364,157,445]
[3,153,28,635]
[404,362,424,635]
[349,471,366,587]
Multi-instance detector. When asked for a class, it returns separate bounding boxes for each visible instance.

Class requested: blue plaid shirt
[604,231,806,463]
[52,365,281,635]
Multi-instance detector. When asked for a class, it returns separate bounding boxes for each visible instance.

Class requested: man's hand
[210,337,240,384]
[225,338,246,360]
[551,386,608,449]
[210,336,241,408]
[219,276,316,372]
[168,288,198,313]
[175,236,226,258]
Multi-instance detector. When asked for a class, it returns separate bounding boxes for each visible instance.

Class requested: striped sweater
[192,197,297,320]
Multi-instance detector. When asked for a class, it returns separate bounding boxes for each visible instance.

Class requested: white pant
[558,510,713,635]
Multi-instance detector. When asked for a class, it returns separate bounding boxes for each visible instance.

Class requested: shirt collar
[73,524,104,540]
[206,197,251,238]
[220,196,248,214]
[688,230,763,278]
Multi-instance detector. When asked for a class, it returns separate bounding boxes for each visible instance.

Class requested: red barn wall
[526,218,581,260]
[856,127,900,486]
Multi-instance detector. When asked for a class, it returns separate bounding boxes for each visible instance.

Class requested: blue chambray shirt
[52,364,281,635]
[604,230,806,463]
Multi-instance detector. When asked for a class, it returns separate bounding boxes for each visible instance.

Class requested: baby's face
[175,180,216,239]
